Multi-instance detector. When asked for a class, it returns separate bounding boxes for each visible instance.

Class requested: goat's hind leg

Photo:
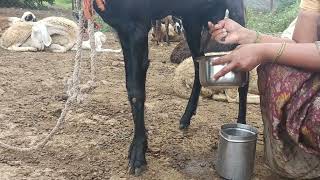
[179,18,203,129]
[117,24,149,176]
[237,82,248,124]
[225,0,248,124]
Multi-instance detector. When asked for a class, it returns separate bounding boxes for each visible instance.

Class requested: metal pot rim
[196,52,230,62]
[220,123,258,142]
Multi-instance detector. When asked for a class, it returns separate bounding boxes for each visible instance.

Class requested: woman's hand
[208,18,257,45]
[212,44,266,80]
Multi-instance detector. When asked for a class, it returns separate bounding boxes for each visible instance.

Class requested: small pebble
[112,61,120,66]
[200,162,206,167]
[0,89,5,95]
[109,175,127,180]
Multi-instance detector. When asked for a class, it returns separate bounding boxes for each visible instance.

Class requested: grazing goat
[151,15,183,45]
[151,22,183,44]
[93,0,246,175]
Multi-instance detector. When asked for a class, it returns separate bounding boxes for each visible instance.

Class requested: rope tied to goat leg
[0,0,98,152]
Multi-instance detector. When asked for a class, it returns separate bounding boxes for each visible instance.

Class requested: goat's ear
[37,24,52,47]
[42,31,52,47]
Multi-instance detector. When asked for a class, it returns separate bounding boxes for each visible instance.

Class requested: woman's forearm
[239,29,295,44]
[257,33,295,43]
[262,43,320,70]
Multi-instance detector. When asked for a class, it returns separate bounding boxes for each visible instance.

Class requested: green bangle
[254,31,261,43]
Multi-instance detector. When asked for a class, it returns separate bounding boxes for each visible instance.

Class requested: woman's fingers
[211,54,235,80]
[208,20,226,32]
[213,62,237,80]
[212,29,228,42]
[211,54,232,65]
[216,20,226,29]
[212,28,227,37]
[208,21,215,31]
[214,33,228,43]
[208,19,239,44]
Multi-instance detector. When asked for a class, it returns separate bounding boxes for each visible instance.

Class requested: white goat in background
[0,16,78,52]
[0,11,36,37]
[8,11,37,24]
[0,21,49,52]
[1,15,121,53]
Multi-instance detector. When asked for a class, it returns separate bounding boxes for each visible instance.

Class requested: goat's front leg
[118,24,149,176]
[179,18,203,129]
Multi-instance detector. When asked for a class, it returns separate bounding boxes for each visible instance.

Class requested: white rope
[72,0,98,103]
[0,0,97,152]
[77,5,98,103]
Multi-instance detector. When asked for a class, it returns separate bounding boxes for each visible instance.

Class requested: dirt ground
[0,7,280,180]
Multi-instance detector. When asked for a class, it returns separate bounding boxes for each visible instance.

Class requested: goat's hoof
[179,115,191,129]
[236,117,247,124]
[128,138,147,176]
[237,120,247,124]
[179,119,190,130]
[179,123,189,130]
[128,165,147,176]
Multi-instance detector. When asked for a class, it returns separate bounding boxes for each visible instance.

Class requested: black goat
[93,0,247,175]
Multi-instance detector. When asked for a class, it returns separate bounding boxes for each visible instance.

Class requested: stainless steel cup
[215,123,258,180]
[197,53,249,88]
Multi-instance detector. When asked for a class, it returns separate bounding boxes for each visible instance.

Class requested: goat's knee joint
[132,97,137,103]
[128,94,145,104]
